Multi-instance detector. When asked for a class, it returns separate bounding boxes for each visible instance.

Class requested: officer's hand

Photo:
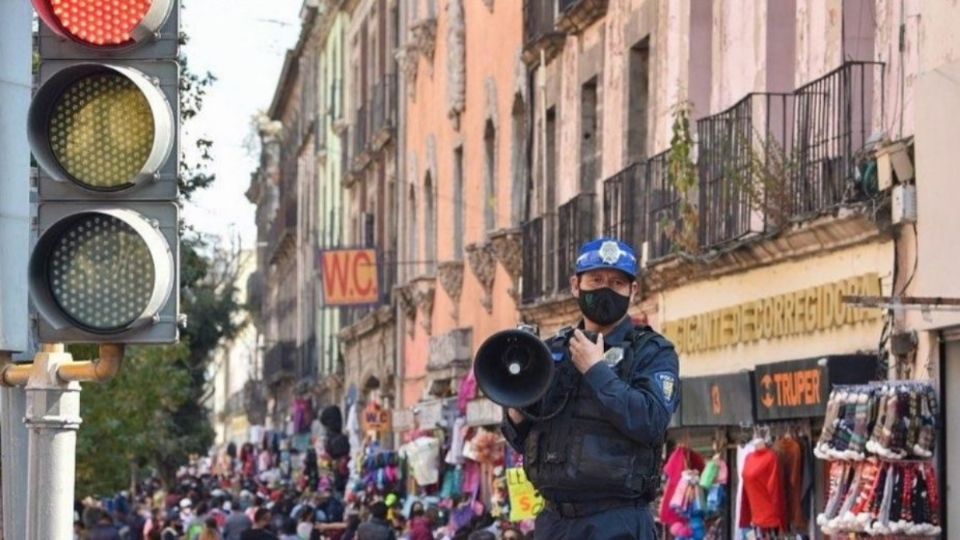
[506,408,525,425]
[569,329,604,374]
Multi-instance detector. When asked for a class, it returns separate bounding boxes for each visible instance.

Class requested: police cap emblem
[598,241,623,264]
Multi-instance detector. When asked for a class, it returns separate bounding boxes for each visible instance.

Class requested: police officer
[501,238,679,540]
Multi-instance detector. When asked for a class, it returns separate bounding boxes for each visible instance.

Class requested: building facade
[247,2,349,431]
[208,250,262,447]
[245,0,959,528]
[336,0,401,437]
[390,0,525,433]
[516,0,954,535]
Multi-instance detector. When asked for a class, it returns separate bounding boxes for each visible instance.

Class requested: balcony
[521,216,544,304]
[792,61,884,218]
[296,335,316,378]
[696,92,794,248]
[371,74,397,149]
[646,150,680,262]
[555,0,608,34]
[522,0,565,65]
[602,160,647,250]
[557,193,596,281]
[351,105,370,171]
[266,191,297,264]
[263,341,297,384]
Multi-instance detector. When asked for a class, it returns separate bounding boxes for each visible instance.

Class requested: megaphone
[473,327,554,408]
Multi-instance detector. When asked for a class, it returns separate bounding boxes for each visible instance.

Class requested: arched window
[408,184,418,275]
[510,94,527,226]
[424,172,436,273]
[484,120,497,232]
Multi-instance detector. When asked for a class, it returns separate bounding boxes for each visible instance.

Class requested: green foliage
[74,344,192,497]
[665,101,700,255]
[728,134,802,230]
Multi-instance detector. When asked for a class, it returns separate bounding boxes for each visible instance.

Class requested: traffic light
[28,0,181,343]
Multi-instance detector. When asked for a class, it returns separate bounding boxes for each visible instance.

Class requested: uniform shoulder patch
[655,372,678,403]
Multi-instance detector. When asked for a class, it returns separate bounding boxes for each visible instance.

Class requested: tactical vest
[522,327,663,502]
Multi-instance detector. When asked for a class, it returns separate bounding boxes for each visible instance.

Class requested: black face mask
[577,287,630,326]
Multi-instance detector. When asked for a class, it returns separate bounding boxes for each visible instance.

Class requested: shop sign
[466,398,502,427]
[319,248,380,306]
[663,274,882,354]
[753,355,878,421]
[681,372,755,426]
[506,467,544,521]
[362,402,391,432]
[392,409,414,432]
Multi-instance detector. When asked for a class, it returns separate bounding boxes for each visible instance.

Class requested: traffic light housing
[28,0,181,344]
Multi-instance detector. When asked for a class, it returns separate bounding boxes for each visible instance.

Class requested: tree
[73,20,242,497]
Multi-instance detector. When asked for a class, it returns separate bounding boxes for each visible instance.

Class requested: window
[453,147,464,260]
[627,39,650,163]
[580,77,600,193]
[408,185,418,274]
[545,106,557,211]
[484,120,497,232]
[424,172,436,273]
[510,95,527,227]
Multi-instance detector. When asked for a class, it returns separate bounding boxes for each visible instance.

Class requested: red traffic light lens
[50,0,153,46]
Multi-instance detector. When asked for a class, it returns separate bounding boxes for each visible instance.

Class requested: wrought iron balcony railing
[696,92,794,248]
[646,150,680,262]
[557,192,595,282]
[263,341,297,382]
[792,61,884,217]
[602,160,647,250]
[521,216,544,304]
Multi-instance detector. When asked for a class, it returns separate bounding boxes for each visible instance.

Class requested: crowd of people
[73,405,529,540]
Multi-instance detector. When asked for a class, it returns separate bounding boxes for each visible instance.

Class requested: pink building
[393,0,525,427]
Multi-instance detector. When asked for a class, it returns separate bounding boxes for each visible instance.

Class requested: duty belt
[544,497,648,519]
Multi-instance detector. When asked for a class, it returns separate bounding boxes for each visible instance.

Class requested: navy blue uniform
[502,316,680,539]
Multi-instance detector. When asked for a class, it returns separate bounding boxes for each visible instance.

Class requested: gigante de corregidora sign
[662,273,882,355]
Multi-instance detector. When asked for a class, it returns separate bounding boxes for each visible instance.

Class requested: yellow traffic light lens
[47,214,156,331]
[48,73,155,191]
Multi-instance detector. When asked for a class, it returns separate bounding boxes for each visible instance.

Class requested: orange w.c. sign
[320,249,380,306]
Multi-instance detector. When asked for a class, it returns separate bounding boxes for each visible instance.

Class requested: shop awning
[752,354,878,421]
[681,371,755,427]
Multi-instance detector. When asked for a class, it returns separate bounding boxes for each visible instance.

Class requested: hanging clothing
[445,417,467,465]
[735,442,756,531]
[773,436,806,531]
[741,447,787,530]
[658,446,705,528]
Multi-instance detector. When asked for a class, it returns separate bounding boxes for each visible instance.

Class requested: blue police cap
[575,238,638,279]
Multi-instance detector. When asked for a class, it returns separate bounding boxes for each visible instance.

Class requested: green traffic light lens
[48,73,155,191]
[47,214,156,331]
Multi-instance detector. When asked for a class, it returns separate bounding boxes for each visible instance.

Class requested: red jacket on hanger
[740,446,788,529]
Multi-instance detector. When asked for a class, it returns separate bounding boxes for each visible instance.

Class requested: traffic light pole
[2,344,124,540]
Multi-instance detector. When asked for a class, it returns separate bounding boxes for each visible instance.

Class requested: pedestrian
[223,499,254,540]
[240,508,279,540]
[199,517,223,540]
[89,511,121,540]
[406,504,431,540]
[355,502,396,540]
[340,512,361,540]
[501,238,680,539]
[296,507,316,539]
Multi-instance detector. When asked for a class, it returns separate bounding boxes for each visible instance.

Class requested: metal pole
[0,0,36,536]
[0,353,29,540]
[24,344,81,540]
